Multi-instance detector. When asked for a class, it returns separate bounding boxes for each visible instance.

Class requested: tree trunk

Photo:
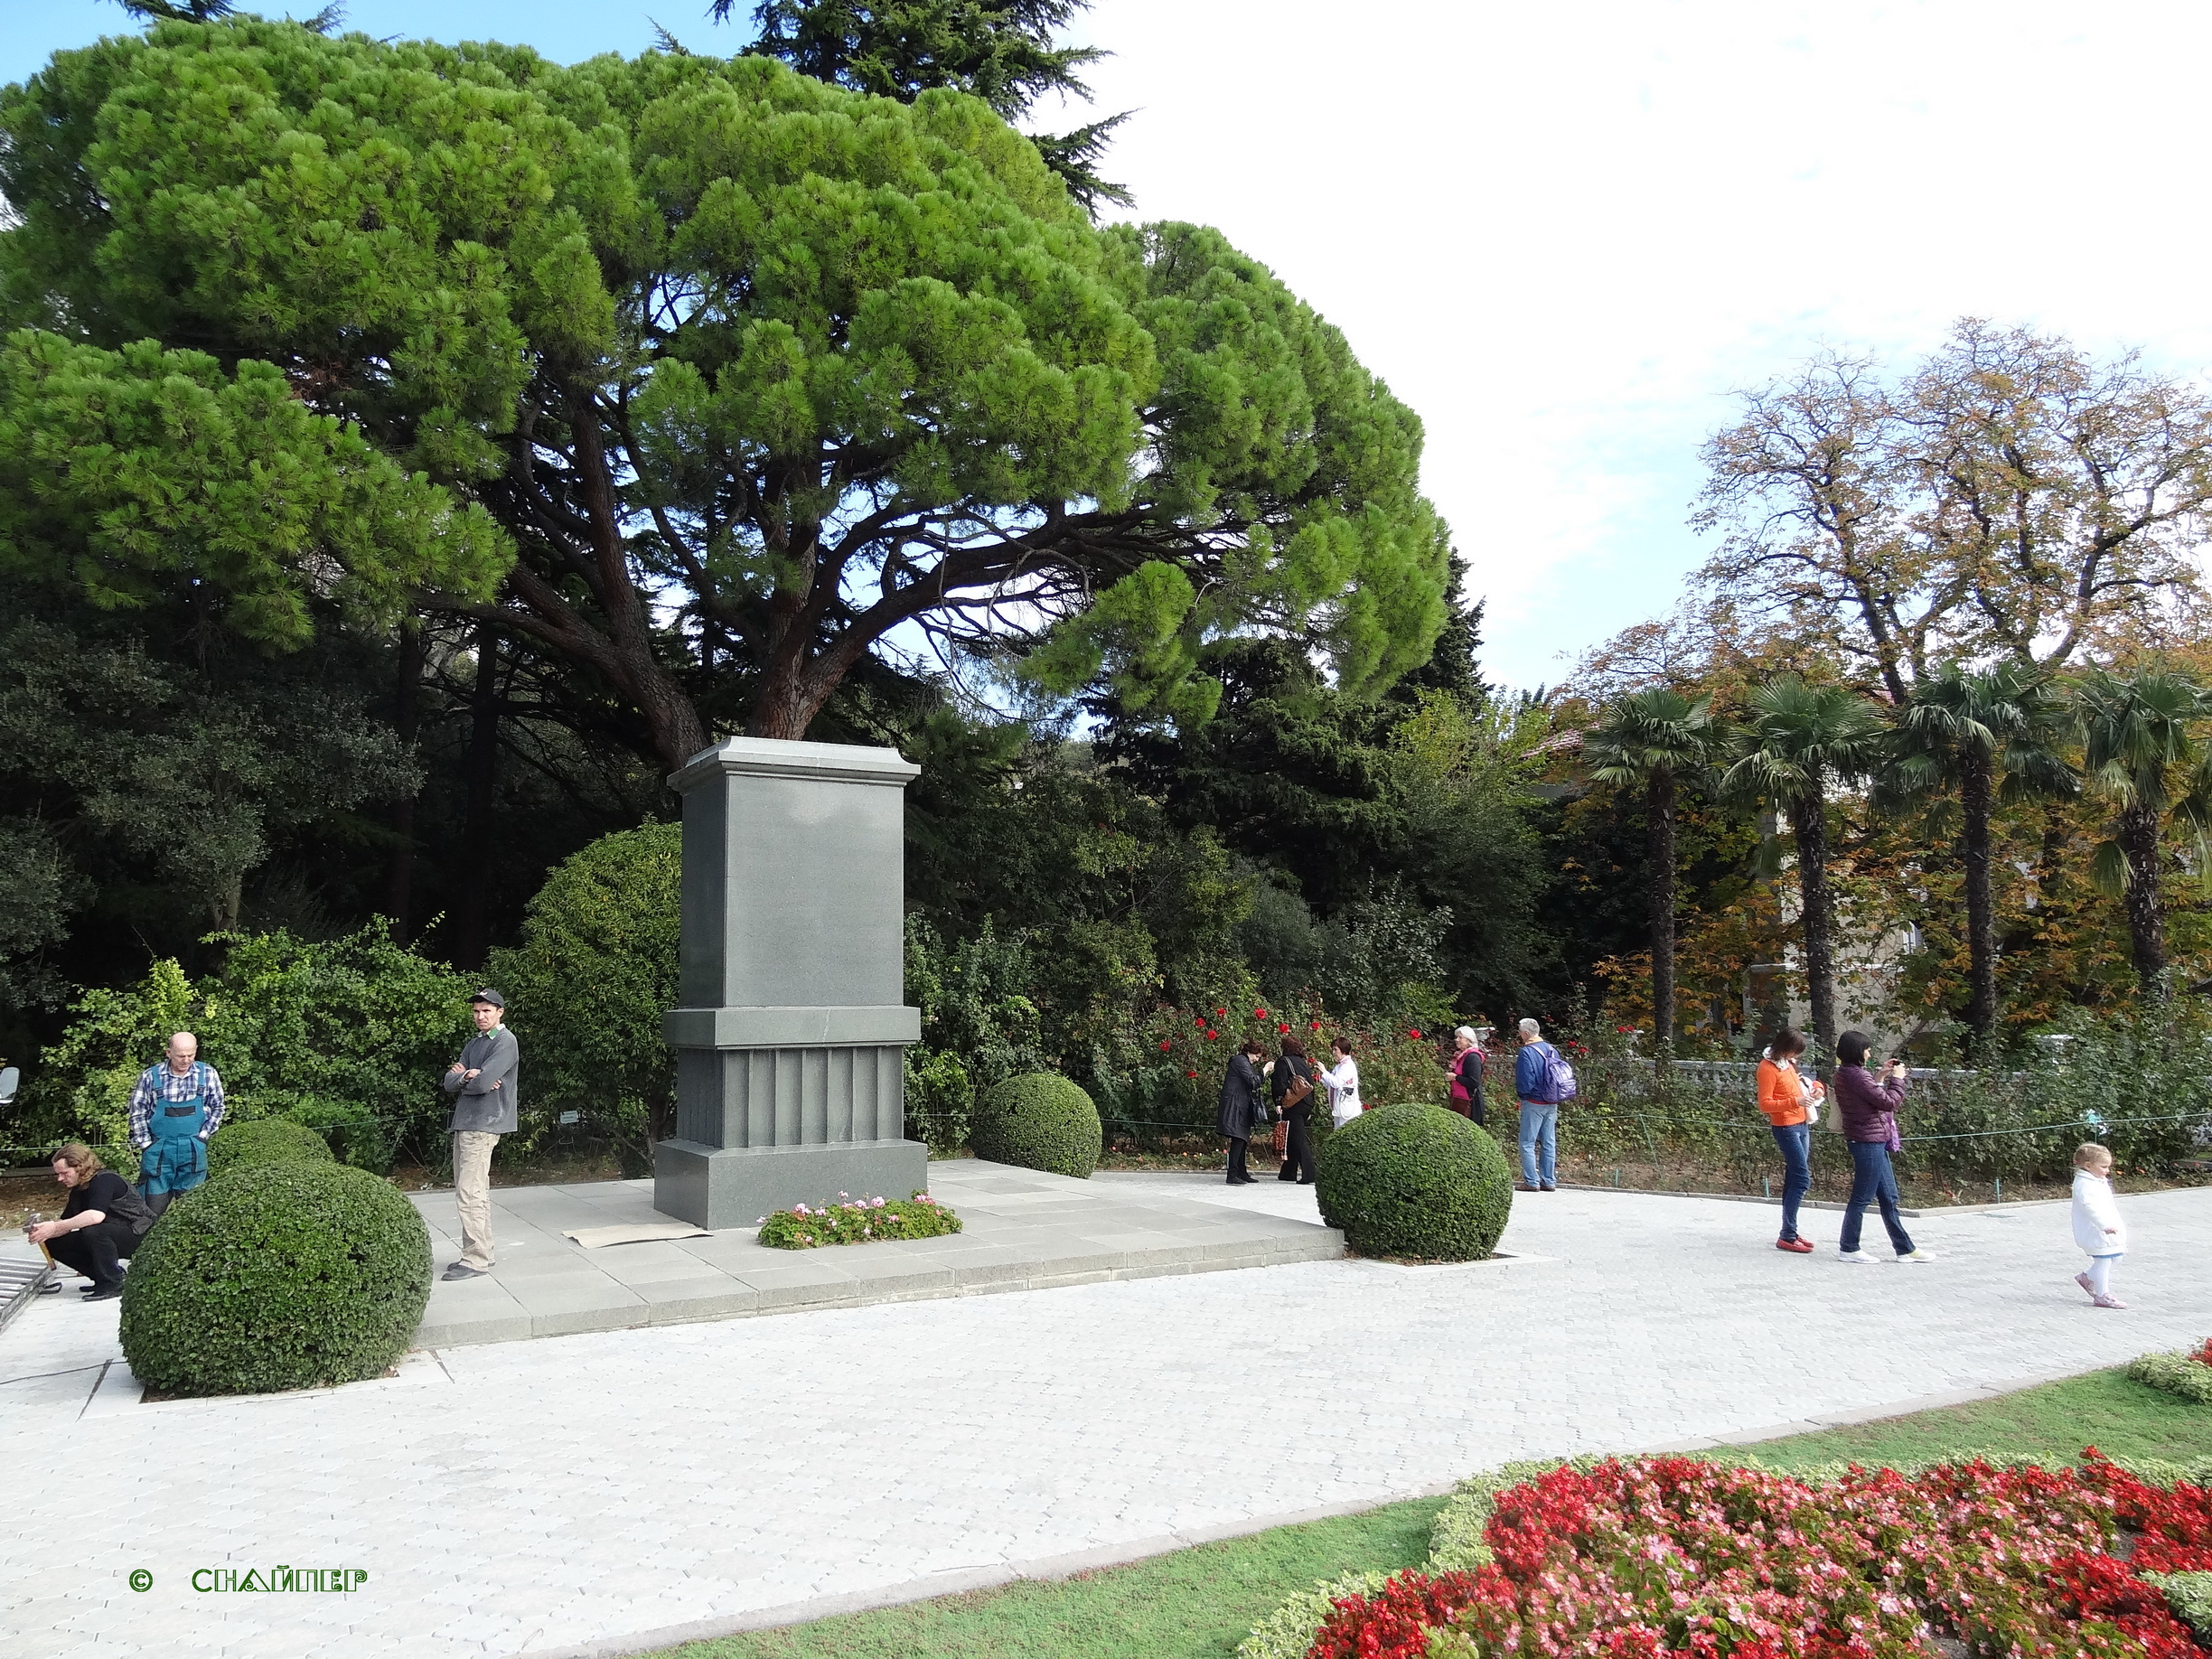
[1790,790,1838,1074]
[745,650,833,742]
[453,625,501,970]
[1647,766,1677,1064]
[2120,800,2167,996]
[1960,751,1997,1044]
[384,619,426,943]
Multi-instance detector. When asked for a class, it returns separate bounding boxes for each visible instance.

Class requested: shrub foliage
[206,1116,334,1178]
[971,1072,1101,1178]
[120,1162,431,1397]
[1315,1102,1513,1261]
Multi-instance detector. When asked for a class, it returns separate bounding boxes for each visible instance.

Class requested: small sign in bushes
[756,1193,962,1250]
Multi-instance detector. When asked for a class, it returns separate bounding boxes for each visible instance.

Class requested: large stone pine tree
[0,19,1451,769]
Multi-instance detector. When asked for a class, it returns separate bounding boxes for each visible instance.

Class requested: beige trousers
[452,1130,500,1270]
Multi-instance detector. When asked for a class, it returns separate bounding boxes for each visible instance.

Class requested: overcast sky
[10,1,2212,690]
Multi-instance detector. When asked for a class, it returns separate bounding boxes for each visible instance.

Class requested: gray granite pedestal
[653,736,929,1230]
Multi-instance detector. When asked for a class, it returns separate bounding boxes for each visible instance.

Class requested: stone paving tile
[7,1181,2208,1658]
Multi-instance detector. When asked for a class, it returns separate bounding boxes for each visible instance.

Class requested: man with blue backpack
[127,1030,228,1217]
[1512,1017,1575,1192]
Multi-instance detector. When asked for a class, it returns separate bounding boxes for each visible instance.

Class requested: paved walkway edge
[525,1489,1466,1659]
[530,1364,2107,1659]
[417,1234,1347,1348]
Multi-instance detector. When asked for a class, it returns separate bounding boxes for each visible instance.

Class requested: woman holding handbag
[1271,1036,1318,1185]
[1756,1027,1823,1253]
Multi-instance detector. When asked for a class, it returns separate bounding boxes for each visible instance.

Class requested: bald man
[128,1031,227,1217]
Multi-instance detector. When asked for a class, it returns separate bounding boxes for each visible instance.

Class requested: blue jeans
[1840,1139,1915,1255]
[1517,1101,1557,1187]
[1770,1125,1811,1241]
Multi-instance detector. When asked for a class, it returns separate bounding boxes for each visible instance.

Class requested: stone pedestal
[652,737,929,1230]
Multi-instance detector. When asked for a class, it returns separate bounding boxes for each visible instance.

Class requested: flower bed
[755,1192,961,1250]
[1297,1452,2212,1659]
[2132,1339,2212,1406]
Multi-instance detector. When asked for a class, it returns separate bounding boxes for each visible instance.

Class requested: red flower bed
[1311,1454,2212,1659]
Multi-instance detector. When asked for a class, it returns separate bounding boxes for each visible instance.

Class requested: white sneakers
[1895,1250,1937,1263]
[1836,1249,1877,1263]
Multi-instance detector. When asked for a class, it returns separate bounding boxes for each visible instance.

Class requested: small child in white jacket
[2071,1142,2128,1309]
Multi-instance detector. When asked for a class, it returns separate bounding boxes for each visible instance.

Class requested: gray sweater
[443,1026,520,1134]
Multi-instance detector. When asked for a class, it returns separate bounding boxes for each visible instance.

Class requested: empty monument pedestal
[653,736,932,1230]
[656,1139,930,1231]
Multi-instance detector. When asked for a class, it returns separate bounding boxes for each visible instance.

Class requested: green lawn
[643,1367,2212,1659]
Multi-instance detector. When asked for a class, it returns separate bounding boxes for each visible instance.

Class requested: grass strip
[640,1366,2212,1659]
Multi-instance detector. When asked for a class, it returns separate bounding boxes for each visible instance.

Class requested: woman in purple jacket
[1832,1030,1936,1263]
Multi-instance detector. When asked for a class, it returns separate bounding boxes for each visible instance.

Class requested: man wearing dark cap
[439,989,518,1280]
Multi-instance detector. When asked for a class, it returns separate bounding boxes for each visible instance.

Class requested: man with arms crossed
[441,989,518,1281]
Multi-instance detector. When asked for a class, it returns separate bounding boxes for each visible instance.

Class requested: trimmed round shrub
[1314,1102,1513,1261]
[970,1073,1101,1178]
[207,1116,335,1178]
[121,1162,432,1397]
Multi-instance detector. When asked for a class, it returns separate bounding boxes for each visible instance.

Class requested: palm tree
[1584,689,1724,1057]
[1883,662,2075,1045]
[2071,669,2212,997]
[1722,676,1889,1069]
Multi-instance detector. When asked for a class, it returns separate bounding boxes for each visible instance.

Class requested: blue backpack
[1533,1043,1578,1104]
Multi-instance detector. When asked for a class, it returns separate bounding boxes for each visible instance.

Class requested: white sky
[12,1,2212,691]
[1073,0,2212,690]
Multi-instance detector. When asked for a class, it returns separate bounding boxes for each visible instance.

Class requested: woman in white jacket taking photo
[1324,1036,1363,1129]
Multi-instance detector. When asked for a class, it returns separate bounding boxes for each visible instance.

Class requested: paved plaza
[3,1175,2208,1659]
[407,1161,1345,1347]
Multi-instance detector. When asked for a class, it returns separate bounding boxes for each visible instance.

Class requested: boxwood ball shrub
[1315,1102,1513,1261]
[120,1162,432,1397]
[206,1117,335,1178]
[970,1073,1101,1178]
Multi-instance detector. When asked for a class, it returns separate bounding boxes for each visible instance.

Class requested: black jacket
[1217,1053,1263,1139]
[1269,1054,1317,1116]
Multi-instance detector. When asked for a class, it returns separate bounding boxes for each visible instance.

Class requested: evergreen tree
[1722,676,1888,1068]
[1883,662,2075,1042]
[2073,669,2212,997]
[711,0,1133,209]
[1583,689,1724,1056]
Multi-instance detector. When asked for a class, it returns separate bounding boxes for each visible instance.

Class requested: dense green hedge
[971,1073,1101,1178]
[120,1162,431,1396]
[284,1099,392,1174]
[206,1117,334,1178]
[1315,1102,1514,1261]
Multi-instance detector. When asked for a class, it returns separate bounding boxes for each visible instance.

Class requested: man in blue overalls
[128,1031,228,1217]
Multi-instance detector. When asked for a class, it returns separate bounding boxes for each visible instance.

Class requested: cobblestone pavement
[5,1179,2207,1659]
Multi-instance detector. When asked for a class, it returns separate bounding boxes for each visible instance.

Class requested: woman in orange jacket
[1757,1028,1823,1253]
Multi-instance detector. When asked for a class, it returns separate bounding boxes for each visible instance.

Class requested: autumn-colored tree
[1696,322,2212,700]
